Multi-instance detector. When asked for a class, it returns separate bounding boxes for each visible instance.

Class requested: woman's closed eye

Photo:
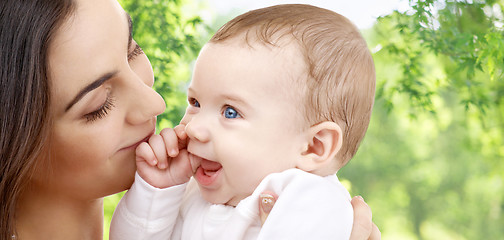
[127,43,144,61]
[84,94,115,122]
[223,106,241,119]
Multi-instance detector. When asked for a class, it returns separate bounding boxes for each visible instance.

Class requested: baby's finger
[258,191,277,226]
[136,142,157,166]
[160,128,179,157]
[188,153,201,174]
[148,134,168,169]
[174,124,188,149]
[174,124,187,139]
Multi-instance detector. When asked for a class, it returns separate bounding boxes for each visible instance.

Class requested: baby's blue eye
[224,106,241,119]
[189,98,200,107]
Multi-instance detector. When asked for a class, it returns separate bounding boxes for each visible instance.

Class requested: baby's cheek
[238,170,265,195]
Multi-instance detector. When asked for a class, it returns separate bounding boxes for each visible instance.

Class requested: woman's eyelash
[84,95,115,122]
[127,43,144,61]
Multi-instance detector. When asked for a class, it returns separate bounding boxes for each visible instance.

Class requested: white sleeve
[109,172,187,240]
[256,169,354,240]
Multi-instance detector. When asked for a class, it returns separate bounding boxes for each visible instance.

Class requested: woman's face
[39,0,166,199]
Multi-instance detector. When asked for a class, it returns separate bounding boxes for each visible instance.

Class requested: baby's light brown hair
[210,4,376,166]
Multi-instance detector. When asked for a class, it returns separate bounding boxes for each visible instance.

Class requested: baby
[111,4,375,239]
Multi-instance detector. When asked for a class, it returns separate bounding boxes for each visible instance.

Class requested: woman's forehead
[47,0,128,114]
[51,0,126,48]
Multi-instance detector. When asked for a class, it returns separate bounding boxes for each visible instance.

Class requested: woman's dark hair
[0,0,74,238]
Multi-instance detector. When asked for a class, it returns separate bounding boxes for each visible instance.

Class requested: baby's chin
[201,192,248,207]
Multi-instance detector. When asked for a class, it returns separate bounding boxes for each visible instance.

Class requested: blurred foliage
[374,0,503,117]
[119,0,205,130]
[104,0,504,239]
[341,0,503,239]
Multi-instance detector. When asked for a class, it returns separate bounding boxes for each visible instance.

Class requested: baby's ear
[297,121,343,174]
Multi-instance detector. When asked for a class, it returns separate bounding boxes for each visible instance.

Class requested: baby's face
[181,40,308,206]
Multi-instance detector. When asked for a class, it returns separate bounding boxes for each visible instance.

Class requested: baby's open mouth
[200,158,222,176]
[193,156,222,186]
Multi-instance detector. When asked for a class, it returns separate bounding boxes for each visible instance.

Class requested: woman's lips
[120,132,153,151]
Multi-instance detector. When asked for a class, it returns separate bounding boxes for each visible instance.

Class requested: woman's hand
[258,191,277,225]
[348,196,381,240]
[258,194,381,239]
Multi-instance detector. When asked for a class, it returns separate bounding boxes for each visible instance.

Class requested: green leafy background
[104,0,504,239]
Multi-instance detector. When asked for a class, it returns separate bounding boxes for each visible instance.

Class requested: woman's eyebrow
[127,12,133,51]
[65,14,131,113]
[65,71,118,112]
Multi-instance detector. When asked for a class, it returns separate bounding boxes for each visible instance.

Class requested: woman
[0,0,379,239]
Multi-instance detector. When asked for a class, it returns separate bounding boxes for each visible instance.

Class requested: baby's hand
[135,126,193,188]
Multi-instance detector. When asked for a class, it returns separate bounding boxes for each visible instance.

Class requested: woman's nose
[184,114,210,143]
[125,78,166,125]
